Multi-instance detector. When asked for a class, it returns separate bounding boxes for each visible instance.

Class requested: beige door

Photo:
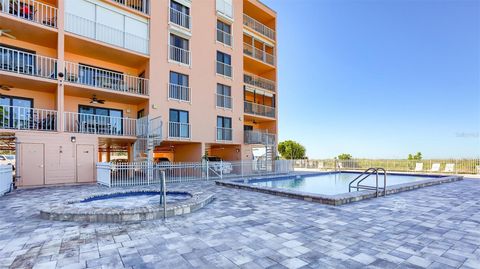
[76,144,95,183]
[21,143,45,186]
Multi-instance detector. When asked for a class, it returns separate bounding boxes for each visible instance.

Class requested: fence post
[206,161,209,181]
[220,160,223,179]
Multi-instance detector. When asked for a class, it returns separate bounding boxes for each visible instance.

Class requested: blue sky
[261,0,480,159]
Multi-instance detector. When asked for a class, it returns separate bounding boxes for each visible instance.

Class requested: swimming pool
[216,172,463,205]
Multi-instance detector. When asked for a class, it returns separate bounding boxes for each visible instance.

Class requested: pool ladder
[348,168,387,197]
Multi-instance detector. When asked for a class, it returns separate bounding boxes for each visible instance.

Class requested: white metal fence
[243,42,275,66]
[293,159,480,175]
[0,165,12,196]
[113,0,149,14]
[168,83,190,102]
[244,101,275,118]
[244,73,276,92]
[169,45,191,65]
[0,46,58,80]
[216,61,232,77]
[243,14,275,40]
[0,105,57,131]
[97,160,294,187]
[64,112,137,136]
[169,8,191,29]
[0,0,57,28]
[64,13,149,54]
[64,61,149,95]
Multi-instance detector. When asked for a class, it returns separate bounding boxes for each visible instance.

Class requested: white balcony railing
[243,14,275,40]
[0,0,58,28]
[244,72,276,92]
[168,83,190,102]
[169,8,190,29]
[0,105,57,131]
[64,61,149,96]
[64,13,149,54]
[169,45,191,65]
[244,101,275,118]
[216,94,232,109]
[216,61,232,78]
[243,43,275,66]
[0,46,58,80]
[64,112,137,136]
[216,29,232,46]
[168,121,190,139]
[244,130,275,145]
[112,0,149,14]
[217,127,232,141]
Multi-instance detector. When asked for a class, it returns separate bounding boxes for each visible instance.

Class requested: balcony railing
[169,45,191,65]
[244,130,275,145]
[244,101,275,118]
[243,43,275,66]
[112,0,149,15]
[169,8,190,29]
[0,105,57,131]
[64,61,149,96]
[244,73,275,92]
[65,13,149,54]
[0,46,57,80]
[168,122,190,139]
[243,14,275,40]
[217,127,232,141]
[168,83,190,102]
[216,94,232,109]
[0,0,57,28]
[216,61,232,78]
[64,112,137,136]
[216,29,232,46]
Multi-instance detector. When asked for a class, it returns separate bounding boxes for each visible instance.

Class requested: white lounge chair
[414,163,423,172]
[317,162,324,170]
[444,163,455,173]
[431,163,440,172]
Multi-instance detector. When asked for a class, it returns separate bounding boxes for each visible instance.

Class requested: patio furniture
[444,163,455,173]
[430,163,440,172]
[414,163,423,172]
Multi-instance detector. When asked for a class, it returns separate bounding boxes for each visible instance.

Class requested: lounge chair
[317,162,324,170]
[444,163,455,173]
[430,163,440,172]
[414,163,423,172]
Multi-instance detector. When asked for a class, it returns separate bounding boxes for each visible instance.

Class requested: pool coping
[215,173,464,206]
[39,189,215,222]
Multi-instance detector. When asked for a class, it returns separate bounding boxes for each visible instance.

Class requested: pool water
[245,172,436,195]
[74,191,191,209]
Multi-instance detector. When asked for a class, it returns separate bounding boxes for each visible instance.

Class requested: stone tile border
[40,189,214,222]
[216,172,463,206]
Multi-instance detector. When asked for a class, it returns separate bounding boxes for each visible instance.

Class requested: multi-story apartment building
[0,0,277,187]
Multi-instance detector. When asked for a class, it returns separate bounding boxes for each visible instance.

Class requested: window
[0,44,37,76]
[170,1,190,29]
[137,109,145,119]
[216,84,232,108]
[169,109,190,138]
[77,64,124,90]
[216,51,232,77]
[170,34,190,65]
[0,96,34,129]
[78,105,123,135]
[169,71,190,101]
[216,0,233,19]
[216,20,232,46]
[217,116,232,141]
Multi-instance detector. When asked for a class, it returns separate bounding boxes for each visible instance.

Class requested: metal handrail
[348,167,387,197]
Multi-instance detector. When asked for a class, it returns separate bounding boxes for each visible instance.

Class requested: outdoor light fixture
[70,136,76,143]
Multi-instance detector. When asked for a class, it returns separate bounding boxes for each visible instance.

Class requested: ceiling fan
[0,30,16,40]
[90,95,105,104]
[0,85,12,91]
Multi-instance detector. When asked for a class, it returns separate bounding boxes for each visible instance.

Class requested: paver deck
[0,178,479,269]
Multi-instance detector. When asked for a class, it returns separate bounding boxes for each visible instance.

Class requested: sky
[261,0,480,159]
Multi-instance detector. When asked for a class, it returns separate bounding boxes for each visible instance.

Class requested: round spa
[40,189,214,223]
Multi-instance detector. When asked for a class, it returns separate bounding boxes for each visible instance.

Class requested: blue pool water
[244,172,437,195]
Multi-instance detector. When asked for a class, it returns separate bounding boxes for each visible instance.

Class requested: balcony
[0,46,57,80]
[216,28,232,46]
[243,14,275,40]
[169,7,190,30]
[244,101,275,118]
[216,93,232,109]
[64,112,137,136]
[168,121,190,139]
[0,105,57,131]
[168,83,190,102]
[216,61,232,78]
[244,73,275,92]
[0,0,57,28]
[112,0,149,15]
[64,61,149,96]
[244,130,275,145]
[216,127,232,142]
[243,43,275,66]
[169,45,191,65]
[64,13,149,55]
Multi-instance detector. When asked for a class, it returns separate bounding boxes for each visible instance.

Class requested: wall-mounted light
[70,136,76,143]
